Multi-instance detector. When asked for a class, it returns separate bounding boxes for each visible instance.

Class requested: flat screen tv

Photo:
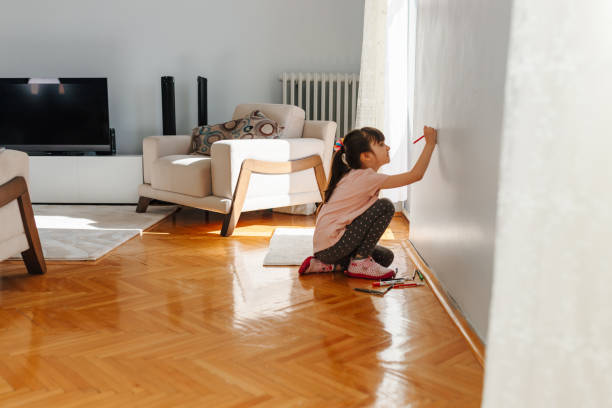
[0,78,111,154]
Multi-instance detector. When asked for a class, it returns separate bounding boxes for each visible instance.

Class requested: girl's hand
[382,126,437,189]
[424,126,437,145]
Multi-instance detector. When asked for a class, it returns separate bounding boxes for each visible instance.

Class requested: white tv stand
[29,155,143,204]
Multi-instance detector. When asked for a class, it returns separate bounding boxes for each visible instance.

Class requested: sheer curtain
[356,0,411,203]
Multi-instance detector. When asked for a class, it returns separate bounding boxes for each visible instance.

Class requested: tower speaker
[197,76,208,126]
[110,128,116,155]
[161,76,176,135]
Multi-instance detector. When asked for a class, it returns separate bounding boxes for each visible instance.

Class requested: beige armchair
[137,103,336,236]
[0,149,46,274]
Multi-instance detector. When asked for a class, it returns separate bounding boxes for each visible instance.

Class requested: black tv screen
[0,78,110,153]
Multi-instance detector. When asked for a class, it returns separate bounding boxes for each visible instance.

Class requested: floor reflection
[0,209,483,405]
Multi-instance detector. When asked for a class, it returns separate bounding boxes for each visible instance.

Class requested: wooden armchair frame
[220,154,327,237]
[0,177,46,274]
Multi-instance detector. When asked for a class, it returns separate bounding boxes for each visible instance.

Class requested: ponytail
[325,149,351,203]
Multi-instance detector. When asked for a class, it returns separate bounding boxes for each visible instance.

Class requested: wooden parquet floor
[0,208,483,407]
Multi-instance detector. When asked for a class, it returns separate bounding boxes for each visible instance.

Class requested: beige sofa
[137,103,337,236]
[0,149,46,274]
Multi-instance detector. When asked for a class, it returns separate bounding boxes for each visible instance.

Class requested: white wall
[0,0,363,154]
[410,0,513,340]
[483,0,612,406]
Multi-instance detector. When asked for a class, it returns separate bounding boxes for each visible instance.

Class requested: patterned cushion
[191,110,282,155]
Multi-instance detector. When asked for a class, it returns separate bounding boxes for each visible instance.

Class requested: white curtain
[483,0,612,406]
[356,0,410,203]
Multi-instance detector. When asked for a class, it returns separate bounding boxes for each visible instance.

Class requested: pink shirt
[313,168,389,253]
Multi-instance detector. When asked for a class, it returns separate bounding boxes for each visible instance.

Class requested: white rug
[10,205,176,261]
[263,227,314,266]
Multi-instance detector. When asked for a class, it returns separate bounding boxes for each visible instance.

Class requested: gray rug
[10,205,176,261]
[263,227,314,266]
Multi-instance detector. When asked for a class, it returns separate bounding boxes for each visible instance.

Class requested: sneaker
[299,256,335,275]
[345,256,395,280]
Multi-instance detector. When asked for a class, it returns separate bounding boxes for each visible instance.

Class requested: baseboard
[401,239,486,367]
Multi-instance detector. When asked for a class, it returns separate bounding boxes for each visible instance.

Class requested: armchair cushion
[232,104,305,139]
[191,110,282,156]
[142,135,192,184]
[151,155,212,198]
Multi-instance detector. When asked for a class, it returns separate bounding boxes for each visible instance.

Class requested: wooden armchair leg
[0,177,46,275]
[220,213,234,237]
[221,166,252,237]
[21,247,46,275]
[14,179,46,275]
[136,196,152,213]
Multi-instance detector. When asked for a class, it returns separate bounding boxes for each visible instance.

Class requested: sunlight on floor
[206,225,309,237]
[381,229,396,240]
[35,215,143,231]
[229,250,296,324]
[207,225,396,239]
[35,215,97,229]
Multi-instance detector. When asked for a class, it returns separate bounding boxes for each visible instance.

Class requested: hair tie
[341,152,349,167]
[333,138,345,152]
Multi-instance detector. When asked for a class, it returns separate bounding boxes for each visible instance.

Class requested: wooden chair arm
[0,176,46,274]
[220,155,327,237]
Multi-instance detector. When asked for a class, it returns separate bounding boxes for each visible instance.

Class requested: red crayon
[372,279,406,287]
[413,135,425,144]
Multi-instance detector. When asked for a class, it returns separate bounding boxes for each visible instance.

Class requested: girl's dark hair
[317,127,385,215]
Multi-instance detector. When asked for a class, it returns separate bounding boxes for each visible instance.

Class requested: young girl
[299,126,437,279]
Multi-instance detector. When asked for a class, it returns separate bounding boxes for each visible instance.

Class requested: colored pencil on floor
[392,283,425,289]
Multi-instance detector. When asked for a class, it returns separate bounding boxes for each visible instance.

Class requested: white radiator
[280,72,359,140]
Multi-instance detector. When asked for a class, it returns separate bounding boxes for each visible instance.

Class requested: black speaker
[197,76,208,126]
[161,76,176,135]
[110,128,116,155]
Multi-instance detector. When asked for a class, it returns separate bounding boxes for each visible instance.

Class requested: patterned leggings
[315,198,395,268]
